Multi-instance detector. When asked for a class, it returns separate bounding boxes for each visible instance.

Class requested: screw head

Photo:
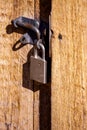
[58,33,62,40]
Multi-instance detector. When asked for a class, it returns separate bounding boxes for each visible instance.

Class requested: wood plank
[0,0,34,129]
[51,0,86,130]
[81,1,87,129]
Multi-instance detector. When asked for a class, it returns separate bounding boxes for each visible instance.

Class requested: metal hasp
[11,16,50,84]
[12,16,52,56]
[12,16,40,45]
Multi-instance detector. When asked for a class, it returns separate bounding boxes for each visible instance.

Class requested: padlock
[30,43,47,84]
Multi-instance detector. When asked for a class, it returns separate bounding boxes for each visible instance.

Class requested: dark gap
[39,0,52,130]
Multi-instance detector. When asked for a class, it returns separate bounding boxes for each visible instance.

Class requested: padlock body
[30,56,47,84]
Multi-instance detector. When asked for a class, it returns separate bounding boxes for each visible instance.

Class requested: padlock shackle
[34,43,45,60]
[39,43,45,60]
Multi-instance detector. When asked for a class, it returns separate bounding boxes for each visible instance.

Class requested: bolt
[58,33,62,40]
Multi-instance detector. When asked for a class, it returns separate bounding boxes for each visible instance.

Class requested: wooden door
[0,0,52,130]
[51,0,87,130]
[0,0,35,129]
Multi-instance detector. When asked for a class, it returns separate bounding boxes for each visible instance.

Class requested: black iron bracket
[12,16,51,58]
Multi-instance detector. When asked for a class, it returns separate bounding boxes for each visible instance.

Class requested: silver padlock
[30,43,47,84]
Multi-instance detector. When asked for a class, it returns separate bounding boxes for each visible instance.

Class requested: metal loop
[34,41,45,60]
[12,16,40,40]
[39,43,45,60]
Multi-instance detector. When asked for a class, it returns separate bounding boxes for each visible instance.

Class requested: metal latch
[11,16,52,83]
[12,16,40,45]
[12,16,52,57]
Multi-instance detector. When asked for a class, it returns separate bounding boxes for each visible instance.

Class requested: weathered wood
[0,0,34,129]
[51,0,87,130]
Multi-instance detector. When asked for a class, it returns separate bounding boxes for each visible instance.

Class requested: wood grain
[0,0,34,129]
[51,0,87,130]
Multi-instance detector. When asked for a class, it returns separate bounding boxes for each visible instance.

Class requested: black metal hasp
[12,16,40,45]
[12,16,51,58]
